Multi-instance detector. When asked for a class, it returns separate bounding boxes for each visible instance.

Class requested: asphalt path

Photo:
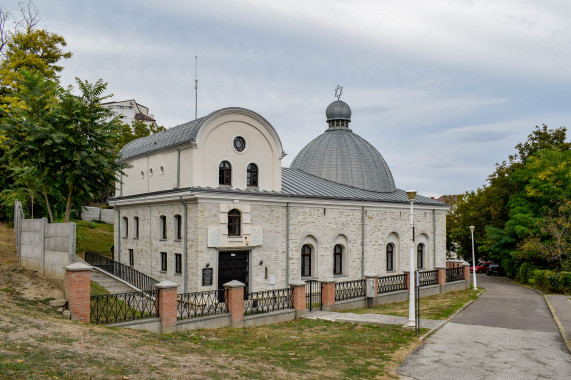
[398,274,571,379]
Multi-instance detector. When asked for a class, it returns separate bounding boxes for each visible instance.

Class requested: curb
[419,287,485,342]
[543,295,571,355]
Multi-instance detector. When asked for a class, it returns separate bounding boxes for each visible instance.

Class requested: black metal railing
[243,288,293,316]
[305,280,321,311]
[335,279,366,301]
[418,270,439,287]
[90,290,157,324]
[446,267,465,282]
[177,290,228,320]
[85,251,158,291]
[378,274,408,294]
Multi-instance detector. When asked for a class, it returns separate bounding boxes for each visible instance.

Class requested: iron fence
[305,280,321,311]
[335,279,366,301]
[377,273,408,294]
[85,251,158,291]
[177,290,228,320]
[90,290,157,324]
[418,270,439,287]
[446,267,465,282]
[243,287,293,316]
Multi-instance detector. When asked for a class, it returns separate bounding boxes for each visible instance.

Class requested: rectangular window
[161,252,167,271]
[160,215,167,239]
[134,216,139,238]
[122,217,129,238]
[334,253,342,275]
[129,249,134,266]
[175,215,182,240]
[175,253,182,274]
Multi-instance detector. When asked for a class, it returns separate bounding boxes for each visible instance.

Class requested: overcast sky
[5,0,570,197]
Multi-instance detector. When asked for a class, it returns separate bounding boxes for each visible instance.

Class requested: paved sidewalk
[545,294,571,351]
[303,310,445,329]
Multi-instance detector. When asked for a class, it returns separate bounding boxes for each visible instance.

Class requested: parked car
[470,262,491,273]
[487,263,503,276]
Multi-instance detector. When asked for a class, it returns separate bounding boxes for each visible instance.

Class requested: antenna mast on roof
[194,56,198,120]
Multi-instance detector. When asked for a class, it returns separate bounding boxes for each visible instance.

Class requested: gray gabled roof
[118,107,284,161]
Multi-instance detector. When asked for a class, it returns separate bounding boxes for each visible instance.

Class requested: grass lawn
[347,288,482,320]
[75,220,114,257]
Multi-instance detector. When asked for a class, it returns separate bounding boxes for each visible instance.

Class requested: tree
[115,119,166,149]
[54,78,128,222]
[3,71,128,223]
[448,125,570,275]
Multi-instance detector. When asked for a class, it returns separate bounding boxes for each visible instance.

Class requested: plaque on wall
[251,227,263,246]
[202,268,213,286]
[207,228,222,247]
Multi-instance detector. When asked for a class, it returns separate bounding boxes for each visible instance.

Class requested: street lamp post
[469,225,477,289]
[406,190,417,327]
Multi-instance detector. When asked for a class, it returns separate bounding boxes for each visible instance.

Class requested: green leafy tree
[115,119,166,149]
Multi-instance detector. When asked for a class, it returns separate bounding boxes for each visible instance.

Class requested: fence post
[403,271,411,290]
[365,274,378,298]
[224,280,245,327]
[321,280,336,310]
[462,262,471,289]
[436,267,446,294]
[64,262,92,323]
[156,280,179,333]
[290,280,307,317]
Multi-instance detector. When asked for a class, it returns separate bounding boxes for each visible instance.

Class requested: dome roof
[326,100,351,121]
[290,99,396,193]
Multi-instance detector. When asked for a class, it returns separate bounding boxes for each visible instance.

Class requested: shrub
[532,270,571,294]
[87,222,96,229]
[517,262,536,284]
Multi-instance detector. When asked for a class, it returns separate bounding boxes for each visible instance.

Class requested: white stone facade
[111,106,448,293]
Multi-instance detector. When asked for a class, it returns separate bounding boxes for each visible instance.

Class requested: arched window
[122,217,128,238]
[247,163,258,187]
[160,215,167,239]
[301,244,312,277]
[174,214,182,240]
[133,216,139,238]
[228,209,241,236]
[417,243,424,269]
[386,243,394,271]
[333,244,343,275]
[219,161,232,186]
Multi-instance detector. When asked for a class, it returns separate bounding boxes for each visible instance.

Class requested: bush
[532,270,571,294]
[517,262,536,284]
[87,222,96,229]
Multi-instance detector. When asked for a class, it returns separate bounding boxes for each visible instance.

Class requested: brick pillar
[290,281,306,311]
[403,271,411,290]
[224,280,245,327]
[462,263,471,288]
[64,262,92,323]
[156,280,179,333]
[365,274,378,298]
[321,280,336,309]
[436,267,446,294]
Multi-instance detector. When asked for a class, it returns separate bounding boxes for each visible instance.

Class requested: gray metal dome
[290,101,396,193]
[326,100,351,121]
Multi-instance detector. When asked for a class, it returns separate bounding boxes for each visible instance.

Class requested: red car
[470,262,491,273]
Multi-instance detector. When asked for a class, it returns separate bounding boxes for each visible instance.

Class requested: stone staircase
[74,255,139,294]
[91,268,138,294]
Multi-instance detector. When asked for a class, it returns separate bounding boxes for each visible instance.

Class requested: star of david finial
[335,85,343,101]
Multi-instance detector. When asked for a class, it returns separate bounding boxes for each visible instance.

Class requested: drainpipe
[433,209,436,268]
[361,206,365,279]
[176,149,181,188]
[179,196,188,293]
[116,208,121,262]
[286,202,290,285]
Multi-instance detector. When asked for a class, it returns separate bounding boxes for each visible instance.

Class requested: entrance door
[218,251,249,295]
